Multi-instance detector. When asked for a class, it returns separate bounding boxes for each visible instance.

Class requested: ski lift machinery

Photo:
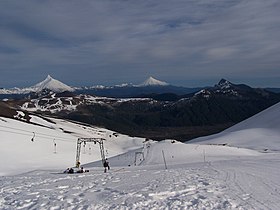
[75,138,106,168]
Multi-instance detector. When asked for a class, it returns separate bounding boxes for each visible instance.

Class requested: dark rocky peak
[215,79,253,91]
[209,79,255,98]
[216,79,234,89]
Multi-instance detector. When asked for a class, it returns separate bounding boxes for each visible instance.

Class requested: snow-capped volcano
[0,75,74,94]
[32,75,74,93]
[138,76,169,87]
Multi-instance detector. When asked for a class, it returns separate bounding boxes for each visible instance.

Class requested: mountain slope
[190,102,280,151]
[138,76,169,86]
[14,79,280,141]
[1,100,280,209]
[32,75,74,93]
[0,75,74,95]
[1,118,279,209]
[0,115,145,176]
[76,76,198,97]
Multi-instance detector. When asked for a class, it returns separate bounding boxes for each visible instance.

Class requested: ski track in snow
[1,156,279,210]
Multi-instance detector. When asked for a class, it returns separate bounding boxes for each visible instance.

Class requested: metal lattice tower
[75,138,106,168]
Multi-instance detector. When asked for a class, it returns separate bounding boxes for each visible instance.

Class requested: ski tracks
[208,159,280,210]
[93,167,235,209]
[1,159,279,209]
[0,167,236,210]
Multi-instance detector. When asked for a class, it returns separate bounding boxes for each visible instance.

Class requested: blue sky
[0,0,280,88]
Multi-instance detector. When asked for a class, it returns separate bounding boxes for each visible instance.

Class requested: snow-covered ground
[190,102,280,151]
[0,115,145,176]
[1,102,280,209]
[21,94,152,113]
[0,142,279,209]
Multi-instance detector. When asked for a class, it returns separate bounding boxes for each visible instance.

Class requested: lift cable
[0,124,75,141]
[0,125,121,153]
[0,128,74,142]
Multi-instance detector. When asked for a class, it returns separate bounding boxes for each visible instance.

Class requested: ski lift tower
[75,138,106,168]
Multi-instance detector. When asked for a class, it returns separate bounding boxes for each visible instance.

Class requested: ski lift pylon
[75,138,106,168]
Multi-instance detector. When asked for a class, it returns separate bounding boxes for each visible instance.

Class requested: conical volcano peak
[41,75,54,83]
[46,75,53,80]
[32,75,74,93]
[139,76,169,86]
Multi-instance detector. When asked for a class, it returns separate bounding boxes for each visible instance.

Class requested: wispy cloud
[0,0,279,87]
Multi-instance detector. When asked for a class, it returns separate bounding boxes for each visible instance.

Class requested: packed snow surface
[1,102,280,209]
[1,154,280,210]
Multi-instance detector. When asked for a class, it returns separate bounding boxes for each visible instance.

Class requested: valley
[1,76,279,141]
[1,76,280,209]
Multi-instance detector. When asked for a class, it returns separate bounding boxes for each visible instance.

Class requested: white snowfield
[0,102,280,209]
[190,102,280,151]
[0,115,144,176]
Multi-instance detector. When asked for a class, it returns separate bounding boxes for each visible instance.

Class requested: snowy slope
[0,115,145,176]
[1,103,280,209]
[0,75,74,94]
[190,102,280,151]
[21,94,151,113]
[138,76,169,86]
[32,75,74,92]
[1,138,280,209]
[0,87,35,95]
[1,155,279,209]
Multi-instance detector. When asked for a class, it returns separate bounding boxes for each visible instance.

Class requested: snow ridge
[190,102,280,151]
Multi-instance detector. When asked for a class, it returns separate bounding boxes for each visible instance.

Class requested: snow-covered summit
[32,75,74,93]
[215,78,251,91]
[0,75,74,94]
[138,76,169,87]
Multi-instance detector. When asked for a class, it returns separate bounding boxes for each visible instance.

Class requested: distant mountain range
[0,75,202,99]
[265,88,280,93]
[76,76,203,97]
[2,76,280,141]
[0,75,73,94]
[1,75,280,99]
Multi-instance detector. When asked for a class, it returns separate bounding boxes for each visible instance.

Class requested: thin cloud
[0,0,279,87]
